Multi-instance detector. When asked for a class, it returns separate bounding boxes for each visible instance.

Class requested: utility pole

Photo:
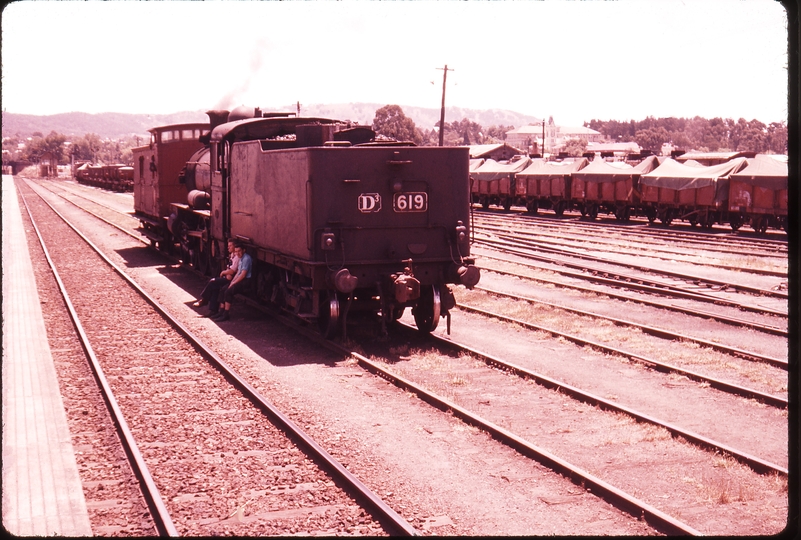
[437,65,453,147]
[542,119,546,158]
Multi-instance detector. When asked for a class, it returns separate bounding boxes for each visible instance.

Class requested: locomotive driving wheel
[318,291,340,339]
[413,285,441,334]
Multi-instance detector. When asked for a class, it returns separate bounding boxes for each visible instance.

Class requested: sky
[1,0,789,128]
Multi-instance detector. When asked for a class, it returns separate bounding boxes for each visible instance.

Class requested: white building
[506,117,601,155]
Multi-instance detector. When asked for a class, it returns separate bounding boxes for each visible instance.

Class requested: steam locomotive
[132,106,480,338]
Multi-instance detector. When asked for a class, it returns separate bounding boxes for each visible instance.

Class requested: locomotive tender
[133,106,480,337]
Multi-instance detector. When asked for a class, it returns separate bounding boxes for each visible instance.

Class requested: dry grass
[376,347,477,403]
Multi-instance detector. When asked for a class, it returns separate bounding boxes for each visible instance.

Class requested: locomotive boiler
[133,107,480,338]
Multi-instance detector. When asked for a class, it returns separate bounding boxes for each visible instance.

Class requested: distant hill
[2,111,208,140]
[2,104,541,140]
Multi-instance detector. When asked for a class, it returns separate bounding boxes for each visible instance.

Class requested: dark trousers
[221,277,252,305]
[200,276,230,311]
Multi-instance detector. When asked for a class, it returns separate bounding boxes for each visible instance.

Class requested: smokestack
[206,110,230,131]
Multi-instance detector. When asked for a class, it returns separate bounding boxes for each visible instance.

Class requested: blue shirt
[237,252,253,279]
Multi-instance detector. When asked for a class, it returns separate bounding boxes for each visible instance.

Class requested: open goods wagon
[570,156,660,221]
[639,157,748,227]
[469,156,532,210]
[75,163,134,191]
[728,155,788,232]
[514,157,589,216]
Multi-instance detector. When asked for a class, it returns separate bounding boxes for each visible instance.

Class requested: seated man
[193,239,238,317]
[212,242,253,322]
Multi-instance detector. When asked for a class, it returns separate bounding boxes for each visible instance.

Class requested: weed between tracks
[378,347,479,403]
[456,287,788,396]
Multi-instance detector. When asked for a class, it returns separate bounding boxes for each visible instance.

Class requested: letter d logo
[358,193,381,213]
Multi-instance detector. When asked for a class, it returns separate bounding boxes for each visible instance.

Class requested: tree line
[371,105,514,147]
[586,116,787,154]
[3,131,141,165]
[4,108,787,168]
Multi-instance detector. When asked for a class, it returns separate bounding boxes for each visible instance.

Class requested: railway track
[472,239,787,317]
[28,178,789,535]
[392,324,787,476]
[19,178,417,536]
[469,285,786,368]
[455,295,786,407]
[473,209,788,255]
[474,219,787,277]
[476,254,787,337]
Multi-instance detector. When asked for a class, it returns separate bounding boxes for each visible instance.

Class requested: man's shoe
[216,311,230,322]
[192,299,208,308]
[203,310,219,318]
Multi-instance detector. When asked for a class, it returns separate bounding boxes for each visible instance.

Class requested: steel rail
[474,241,788,317]
[18,186,180,537]
[474,284,787,369]
[408,324,788,477]
[455,302,787,408]
[474,221,788,277]
[21,179,419,537]
[481,232,788,300]
[476,255,787,336]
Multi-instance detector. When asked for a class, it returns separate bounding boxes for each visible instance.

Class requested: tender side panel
[229,142,311,260]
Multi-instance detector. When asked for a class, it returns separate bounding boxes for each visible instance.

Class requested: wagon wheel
[318,291,341,339]
[481,197,489,210]
[502,198,512,211]
[729,214,743,231]
[526,200,538,214]
[554,201,567,217]
[588,204,598,220]
[413,285,441,334]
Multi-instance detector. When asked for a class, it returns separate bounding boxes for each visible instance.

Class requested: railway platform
[2,175,93,536]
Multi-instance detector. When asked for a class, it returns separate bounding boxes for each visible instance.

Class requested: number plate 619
[393,192,428,212]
